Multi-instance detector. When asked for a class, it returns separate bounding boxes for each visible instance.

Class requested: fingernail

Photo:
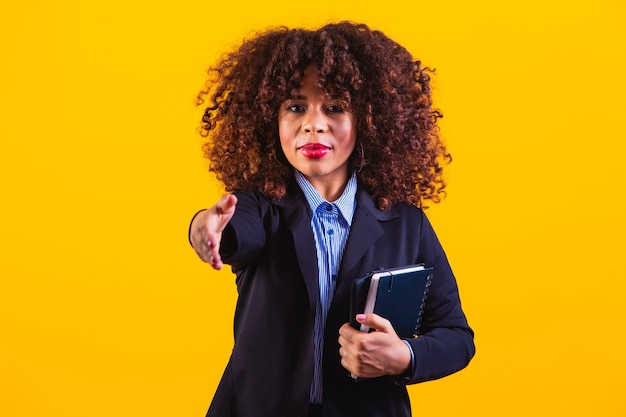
[356,314,366,322]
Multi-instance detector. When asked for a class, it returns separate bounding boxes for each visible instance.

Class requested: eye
[286,103,305,113]
[327,104,344,113]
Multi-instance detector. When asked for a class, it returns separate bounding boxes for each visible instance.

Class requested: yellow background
[1,0,624,415]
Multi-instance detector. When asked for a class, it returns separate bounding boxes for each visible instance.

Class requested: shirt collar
[294,170,357,226]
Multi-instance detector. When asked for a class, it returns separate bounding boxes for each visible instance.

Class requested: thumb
[217,194,238,216]
[355,313,394,333]
[214,194,238,230]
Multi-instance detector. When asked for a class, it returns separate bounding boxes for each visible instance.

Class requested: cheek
[339,120,357,149]
[277,120,289,149]
[278,125,289,152]
[278,118,295,137]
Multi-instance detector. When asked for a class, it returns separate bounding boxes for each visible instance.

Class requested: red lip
[299,143,330,159]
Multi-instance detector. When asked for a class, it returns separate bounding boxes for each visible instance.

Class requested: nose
[302,108,328,134]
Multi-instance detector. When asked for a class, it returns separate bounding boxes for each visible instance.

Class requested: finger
[221,194,238,211]
[338,333,349,348]
[197,242,214,264]
[212,194,238,235]
[203,238,224,270]
[338,345,358,375]
[211,257,223,270]
[194,235,220,267]
[356,313,394,333]
[215,194,237,217]
[210,246,224,270]
[338,323,354,340]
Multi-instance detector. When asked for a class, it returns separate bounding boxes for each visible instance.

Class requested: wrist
[188,209,208,247]
[399,340,415,378]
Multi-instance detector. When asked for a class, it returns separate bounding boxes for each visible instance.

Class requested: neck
[308,176,349,201]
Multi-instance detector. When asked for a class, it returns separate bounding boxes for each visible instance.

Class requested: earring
[356,143,366,173]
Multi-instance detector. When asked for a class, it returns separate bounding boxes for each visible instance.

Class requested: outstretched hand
[338,314,412,379]
[189,194,238,270]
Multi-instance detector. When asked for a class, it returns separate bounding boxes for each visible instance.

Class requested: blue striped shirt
[294,170,357,404]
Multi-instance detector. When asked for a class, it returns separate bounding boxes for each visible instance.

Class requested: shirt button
[328,229,334,235]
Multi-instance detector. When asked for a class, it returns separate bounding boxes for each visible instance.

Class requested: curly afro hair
[196,21,451,210]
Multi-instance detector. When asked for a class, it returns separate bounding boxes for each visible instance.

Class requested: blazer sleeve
[404,212,475,384]
[218,191,268,266]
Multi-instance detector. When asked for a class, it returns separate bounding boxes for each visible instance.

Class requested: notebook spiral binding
[412,273,432,338]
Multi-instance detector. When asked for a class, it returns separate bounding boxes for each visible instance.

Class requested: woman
[189,21,475,417]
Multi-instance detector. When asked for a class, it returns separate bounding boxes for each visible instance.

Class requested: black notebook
[350,264,433,339]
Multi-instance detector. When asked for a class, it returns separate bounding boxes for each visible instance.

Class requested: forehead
[296,65,320,91]
[302,64,319,80]
[285,63,352,103]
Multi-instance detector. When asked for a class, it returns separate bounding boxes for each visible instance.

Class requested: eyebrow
[288,94,339,100]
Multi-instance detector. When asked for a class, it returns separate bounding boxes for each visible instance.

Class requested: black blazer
[205,184,475,417]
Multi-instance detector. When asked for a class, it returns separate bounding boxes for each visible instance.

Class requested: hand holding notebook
[349,264,433,339]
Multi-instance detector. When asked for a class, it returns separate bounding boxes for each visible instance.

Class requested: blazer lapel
[338,188,395,279]
[278,190,320,313]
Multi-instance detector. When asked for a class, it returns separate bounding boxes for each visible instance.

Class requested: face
[278,64,357,200]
